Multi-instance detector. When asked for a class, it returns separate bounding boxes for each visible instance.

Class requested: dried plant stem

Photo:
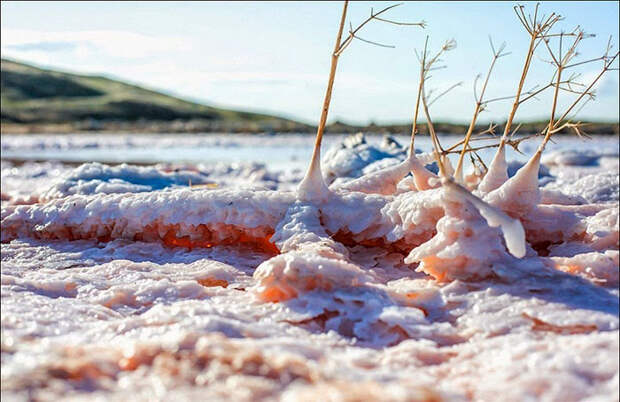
[421,83,446,177]
[413,38,457,177]
[477,4,560,193]
[298,1,348,200]
[553,52,619,130]
[300,1,424,199]
[538,64,563,153]
[535,33,618,154]
[443,135,537,156]
[336,3,424,56]
[497,5,560,146]
[454,42,503,181]
[444,124,498,153]
[500,37,536,146]
[408,36,429,157]
[306,0,348,178]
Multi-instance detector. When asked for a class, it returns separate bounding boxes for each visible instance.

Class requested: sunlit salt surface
[1,133,618,401]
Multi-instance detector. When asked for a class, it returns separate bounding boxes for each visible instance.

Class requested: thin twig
[336,3,424,56]
[454,36,506,181]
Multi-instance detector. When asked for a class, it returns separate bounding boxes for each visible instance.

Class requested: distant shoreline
[2,120,618,136]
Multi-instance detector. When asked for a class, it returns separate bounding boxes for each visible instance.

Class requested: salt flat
[1,133,618,401]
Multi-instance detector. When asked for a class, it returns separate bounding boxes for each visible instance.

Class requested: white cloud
[1,28,190,61]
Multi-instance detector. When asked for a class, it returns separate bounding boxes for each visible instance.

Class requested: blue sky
[1,1,618,125]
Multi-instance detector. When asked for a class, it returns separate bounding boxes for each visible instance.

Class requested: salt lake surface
[3,133,618,169]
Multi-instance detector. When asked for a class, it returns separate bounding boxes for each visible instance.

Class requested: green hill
[1,58,310,133]
[1,58,617,135]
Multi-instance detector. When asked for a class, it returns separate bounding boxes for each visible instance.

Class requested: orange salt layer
[159,227,279,255]
[156,224,279,254]
[331,229,418,254]
[197,278,229,288]
[420,256,464,282]
[258,277,334,303]
[259,287,297,303]
[31,221,280,255]
[522,313,598,335]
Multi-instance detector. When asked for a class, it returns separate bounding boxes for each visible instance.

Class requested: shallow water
[2,133,618,170]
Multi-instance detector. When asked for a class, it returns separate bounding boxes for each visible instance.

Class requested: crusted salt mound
[477,145,508,194]
[322,133,437,187]
[507,159,551,178]
[551,250,619,286]
[521,204,618,248]
[1,182,449,255]
[321,133,405,184]
[543,172,619,204]
[585,207,620,249]
[1,160,73,204]
[254,200,453,341]
[333,155,440,195]
[39,162,213,200]
[405,198,517,281]
[405,178,527,281]
[1,189,294,249]
[542,149,619,167]
[253,250,373,302]
[253,202,373,302]
[483,153,542,218]
[370,189,444,245]
[269,202,347,255]
[332,158,414,195]
[318,188,445,249]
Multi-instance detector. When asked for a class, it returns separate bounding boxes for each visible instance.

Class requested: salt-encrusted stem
[500,48,564,205]
[411,154,441,190]
[299,1,424,202]
[488,32,611,214]
[298,1,349,202]
[333,158,415,195]
[421,82,446,178]
[333,152,439,195]
[477,144,508,194]
[454,103,482,184]
[478,36,535,192]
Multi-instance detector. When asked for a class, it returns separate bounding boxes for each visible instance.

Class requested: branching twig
[496,3,561,147]
[428,82,463,107]
[301,1,425,197]
[454,37,508,182]
[336,3,424,56]
[409,36,429,156]
[534,28,618,153]
[411,37,459,175]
